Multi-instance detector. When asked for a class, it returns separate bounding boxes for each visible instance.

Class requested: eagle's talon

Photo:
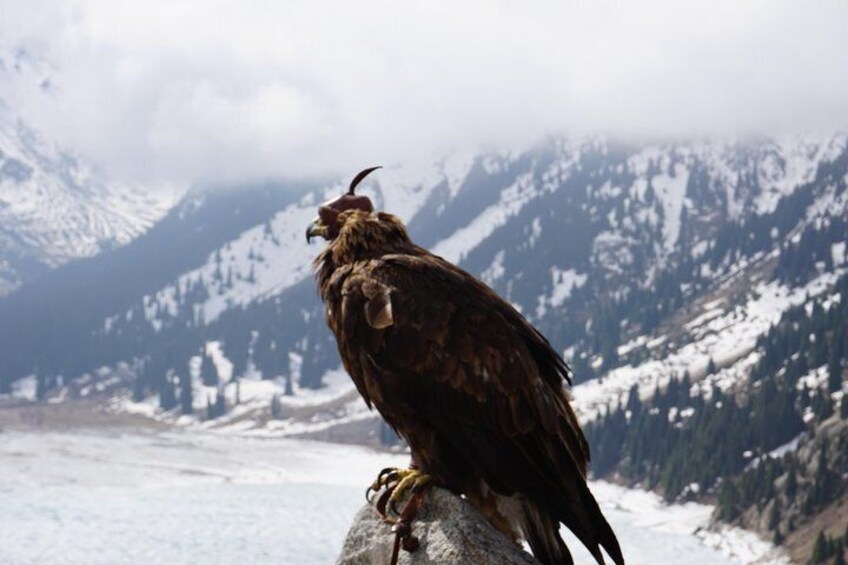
[378,466,396,482]
[366,466,434,518]
[375,487,393,519]
[370,466,405,492]
[367,466,401,504]
[389,498,400,517]
[387,469,433,513]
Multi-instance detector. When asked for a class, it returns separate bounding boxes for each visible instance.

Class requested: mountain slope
[0,46,170,294]
[2,134,847,562]
[0,183,307,392]
[3,135,846,391]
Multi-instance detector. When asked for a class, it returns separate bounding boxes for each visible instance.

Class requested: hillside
[1,134,846,562]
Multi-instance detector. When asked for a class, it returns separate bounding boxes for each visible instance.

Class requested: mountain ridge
[1,133,847,563]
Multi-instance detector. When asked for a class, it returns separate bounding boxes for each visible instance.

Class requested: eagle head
[306,166,381,243]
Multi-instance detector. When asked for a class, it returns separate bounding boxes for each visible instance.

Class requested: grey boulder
[337,487,539,564]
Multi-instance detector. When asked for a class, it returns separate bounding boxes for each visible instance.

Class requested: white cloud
[2,0,848,188]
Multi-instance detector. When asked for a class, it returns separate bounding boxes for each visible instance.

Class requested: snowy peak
[137,158,472,327]
[115,134,848,344]
[0,46,172,294]
[3,133,847,405]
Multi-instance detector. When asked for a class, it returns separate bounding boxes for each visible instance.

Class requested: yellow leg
[388,469,433,510]
[369,467,414,494]
[366,466,434,517]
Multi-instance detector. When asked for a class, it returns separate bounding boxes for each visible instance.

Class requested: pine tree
[718,480,740,521]
[841,396,848,420]
[214,388,225,417]
[625,384,642,417]
[285,373,294,396]
[785,464,798,500]
[132,373,145,402]
[814,387,834,421]
[827,351,843,393]
[179,372,193,415]
[768,499,781,531]
[160,373,177,411]
[35,371,48,402]
[817,441,828,477]
[270,394,281,418]
[200,353,218,387]
[706,357,717,375]
[803,492,815,516]
[812,530,828,563]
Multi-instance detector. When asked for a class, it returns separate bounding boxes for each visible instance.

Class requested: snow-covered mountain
[111,134,848,388]
[2,132,847,563]
[0,47,171,294]
[4,134,846,393]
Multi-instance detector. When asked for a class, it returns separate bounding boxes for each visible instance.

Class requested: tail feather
[520,479,624,565]
[521,500,573,565]
[556,479,624,565]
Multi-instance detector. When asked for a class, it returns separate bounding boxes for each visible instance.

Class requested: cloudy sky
[2,0,848,189]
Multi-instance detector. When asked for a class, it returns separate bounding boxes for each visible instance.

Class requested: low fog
[2,0,848,188]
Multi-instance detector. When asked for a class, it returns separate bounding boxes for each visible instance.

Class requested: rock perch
[336,487,539,564]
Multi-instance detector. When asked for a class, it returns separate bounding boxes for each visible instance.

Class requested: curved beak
[306,216,329,243]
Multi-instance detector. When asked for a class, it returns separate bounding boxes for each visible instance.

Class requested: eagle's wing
[338,252,623,565]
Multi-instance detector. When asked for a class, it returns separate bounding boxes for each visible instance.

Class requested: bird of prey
[307,167,624,565]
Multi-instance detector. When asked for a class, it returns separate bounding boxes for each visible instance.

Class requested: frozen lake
[0,430,781,564]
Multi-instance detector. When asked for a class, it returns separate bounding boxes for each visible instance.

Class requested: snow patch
[431,172,539,263]
[480,250,506,285]
[565,481,788,565]
[652,163,690,253]
[205,340,233,382]
[536,268,588,318]
[768,433,806,459]
[9,374,36,401]
[832,241,846,266]
[796,365,829,392]
[574,270,843,422]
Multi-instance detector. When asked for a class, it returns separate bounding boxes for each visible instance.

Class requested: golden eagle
[307,167,623,565]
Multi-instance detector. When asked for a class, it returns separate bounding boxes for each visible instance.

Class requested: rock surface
[337,487,539,564]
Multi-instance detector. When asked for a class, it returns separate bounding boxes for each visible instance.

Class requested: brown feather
[313,209,624,565]
[364,289,393,329]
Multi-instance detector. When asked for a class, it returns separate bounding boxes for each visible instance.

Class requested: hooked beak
[306,216,329,243]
